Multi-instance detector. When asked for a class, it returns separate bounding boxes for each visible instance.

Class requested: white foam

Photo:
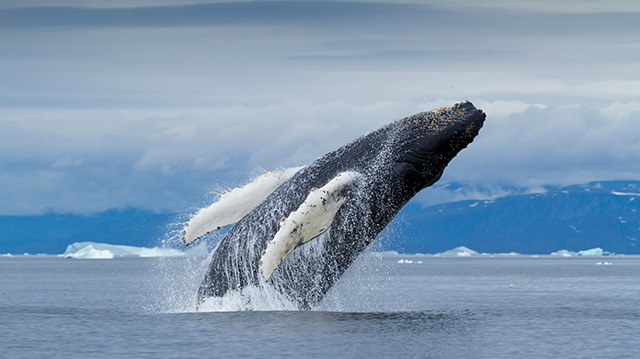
[182,166,303,245]
[139,247,189,257]
[377,250,401,257]
[197,285,297,312]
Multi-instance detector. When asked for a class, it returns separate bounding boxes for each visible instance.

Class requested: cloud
[0,101,404,214]
[51,156,84,169]
[434,100,640,185]
[600,101,640,121]
[1,99,639,214]
[0,2,421,29]
[412,99,640,205]
[473,100,546,119]
[1,1,639,214]
[434,0,640,13]
[2,1,639,110]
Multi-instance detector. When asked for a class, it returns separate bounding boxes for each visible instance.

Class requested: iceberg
[61,241,207,259]
[435,246,479,257]
[397,259,423,264]
[493,252,521,256]
[551,248,612,257]
[65,244,115,259]
[550,249,577,257]
[578,247,611,256]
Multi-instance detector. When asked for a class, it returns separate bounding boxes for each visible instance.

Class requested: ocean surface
[1,253,639,358]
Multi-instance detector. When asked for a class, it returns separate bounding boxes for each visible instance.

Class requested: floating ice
[397,259,423,264]
[435,246,479,257]
[578,248,611,256]
[65,244,115,259]
[493,252,521,256]
[551,249,577,257]
[551,248,612,257]
[61,241,204,259]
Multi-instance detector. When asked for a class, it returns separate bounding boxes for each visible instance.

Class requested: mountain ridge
[388,180,639,254]
[1,180,638,255]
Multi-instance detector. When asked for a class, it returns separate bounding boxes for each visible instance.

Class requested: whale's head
[392,101,485,195]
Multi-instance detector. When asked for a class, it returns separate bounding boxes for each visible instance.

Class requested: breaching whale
[183,101,485,310]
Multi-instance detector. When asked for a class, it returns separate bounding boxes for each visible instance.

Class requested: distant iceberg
[550,249,577,257]
[397,258,423,264]
[62,241,208,259]
[551,248,611,257]
[435,246,479,257]
[65,244,115,259]
[578,247,611,256]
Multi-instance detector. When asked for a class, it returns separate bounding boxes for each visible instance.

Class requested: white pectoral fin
[259,171,361,279]
[181,166,303,245]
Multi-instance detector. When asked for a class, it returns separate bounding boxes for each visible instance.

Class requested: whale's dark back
[197,101,485,309]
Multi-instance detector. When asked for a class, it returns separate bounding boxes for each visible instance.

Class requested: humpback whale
[183,101,485,310]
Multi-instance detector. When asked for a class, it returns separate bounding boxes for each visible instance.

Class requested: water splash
[142,217,222,313]
[147,105,482,312]
[155,124,403,312]
[145,217,414,313]
[198,285,298,312]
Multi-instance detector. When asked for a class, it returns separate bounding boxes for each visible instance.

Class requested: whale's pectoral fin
[181,166,303,245]
[259,171,362,279]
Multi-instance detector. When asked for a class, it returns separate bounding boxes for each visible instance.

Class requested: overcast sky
[1,0,639,215]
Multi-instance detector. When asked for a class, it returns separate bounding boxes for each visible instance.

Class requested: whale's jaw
[397,100,485,195]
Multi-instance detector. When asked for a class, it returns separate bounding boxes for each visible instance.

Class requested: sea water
[1,254,638,358]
